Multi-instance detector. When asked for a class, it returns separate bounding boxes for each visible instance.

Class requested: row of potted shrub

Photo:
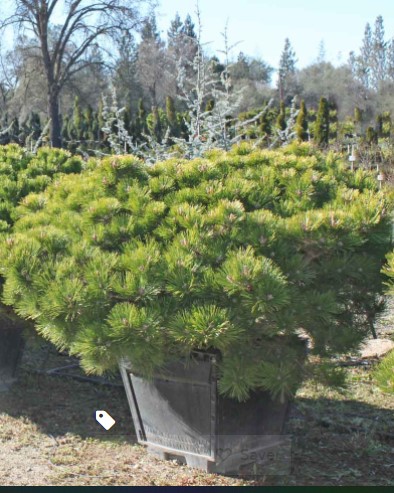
[0,145,83,380]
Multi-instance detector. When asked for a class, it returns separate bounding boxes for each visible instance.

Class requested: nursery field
[2,0,394,487]
[0,143,394,487]
[1,321,393,487]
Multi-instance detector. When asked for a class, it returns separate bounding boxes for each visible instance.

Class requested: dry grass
[1,308,393,487]
[0,372,250,486]
[0,358,393,486]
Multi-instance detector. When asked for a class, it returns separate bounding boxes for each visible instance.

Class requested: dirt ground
[0,309,394,486]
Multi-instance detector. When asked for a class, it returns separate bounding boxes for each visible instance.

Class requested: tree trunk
[48,90,62,148]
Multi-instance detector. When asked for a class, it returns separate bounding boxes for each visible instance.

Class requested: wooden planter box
[119,352,292,475]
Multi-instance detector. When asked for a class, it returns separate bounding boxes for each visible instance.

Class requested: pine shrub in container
[0,142,392,470]
[0,144,83,382]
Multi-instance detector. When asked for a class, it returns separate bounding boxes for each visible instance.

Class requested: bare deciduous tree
[1,0,154,147]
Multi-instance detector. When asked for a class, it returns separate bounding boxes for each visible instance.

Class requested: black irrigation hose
[22,367,124,388]
[336,359,378,367]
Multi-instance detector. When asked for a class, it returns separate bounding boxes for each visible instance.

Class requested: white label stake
[96,410,116,430]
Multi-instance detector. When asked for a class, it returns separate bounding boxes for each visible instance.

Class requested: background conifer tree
[72,96,84,142]
[366,125,378,145]
[314,97,330,146]
[295,100,308,141]
[276,101,286,131]
[278,38,297,102]
[166,95,179,138]
[375,113,384,137]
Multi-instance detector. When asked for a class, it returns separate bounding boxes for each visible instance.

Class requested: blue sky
[156,0,394,69]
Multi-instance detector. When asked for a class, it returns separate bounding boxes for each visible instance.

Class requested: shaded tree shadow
[282,393,394,485]
[1,342,394,485]
[0,369,138,443]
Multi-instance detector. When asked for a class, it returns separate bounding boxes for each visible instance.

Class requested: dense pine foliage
[0,143,392,401]
[0,145,82,231]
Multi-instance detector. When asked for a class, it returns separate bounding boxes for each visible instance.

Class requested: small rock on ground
[359,338,394,359]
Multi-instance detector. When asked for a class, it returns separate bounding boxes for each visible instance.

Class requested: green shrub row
[0,145,82,231]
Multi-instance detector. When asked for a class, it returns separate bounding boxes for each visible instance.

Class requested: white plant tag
[96,410,116,430]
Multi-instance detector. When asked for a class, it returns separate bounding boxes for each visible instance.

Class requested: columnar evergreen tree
[366,126,378,145]
[276,101,286,131]
[72,96,84,141]
[83,105,94,141]
[353,106,364,136]
[316,39,326,63]
[135,98,148,140]
[272,97,299,147]
[97,99,105,143]
[123,105,133,136]
[61,116,70,144]
[28,112,42,141]
[91,111,100,144]
[375,113,384,137]
[354,107,363,125]
[165,95,179,138]
[259,105,272,137]
[295,100,308,141]
[329,102,338,140]
[149,106,163,141]
[171,6,214,157]
[314,97,330,146]
[382,111,392,138]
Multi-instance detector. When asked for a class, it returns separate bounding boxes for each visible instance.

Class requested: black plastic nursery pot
[0,322,24,388]
[119,352,293,476]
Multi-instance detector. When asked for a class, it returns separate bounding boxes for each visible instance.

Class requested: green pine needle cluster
[373,350,394,394]
[1,142,392,401]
